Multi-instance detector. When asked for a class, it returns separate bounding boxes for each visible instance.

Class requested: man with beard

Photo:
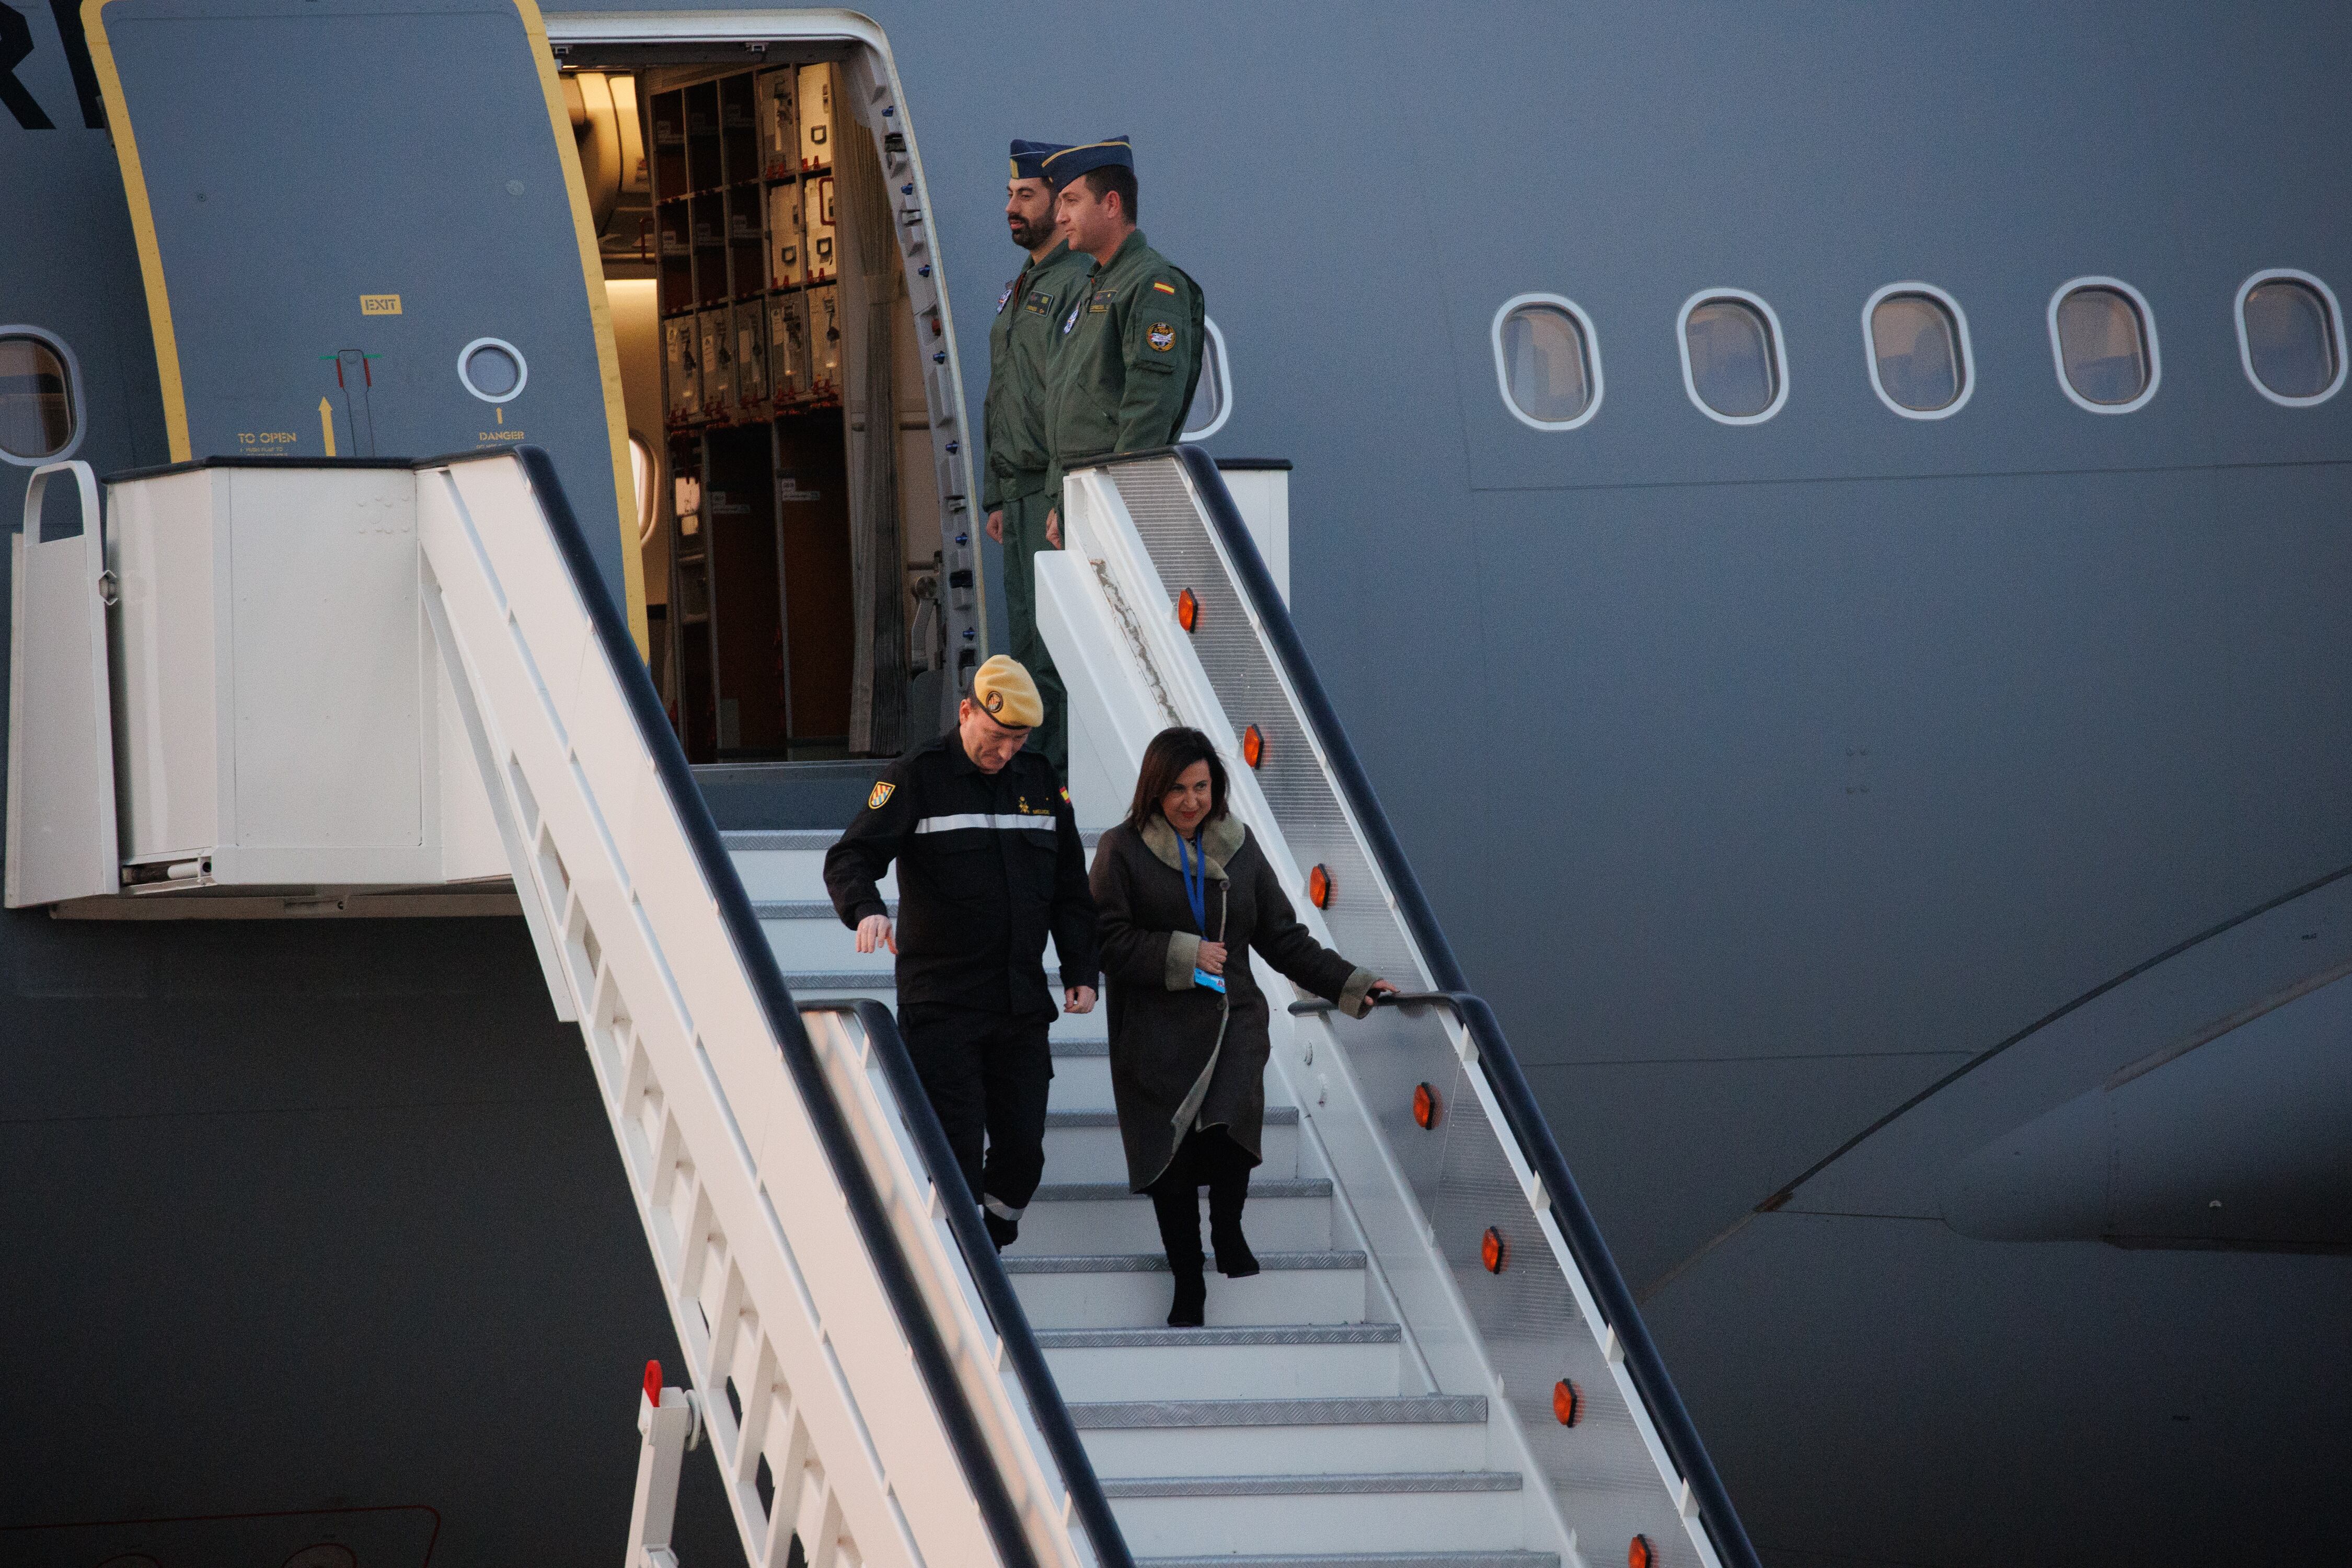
[981,139,1092,781]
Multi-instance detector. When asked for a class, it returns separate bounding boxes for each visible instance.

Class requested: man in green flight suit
[982,138,1093,782]
[1039,135,1206,556]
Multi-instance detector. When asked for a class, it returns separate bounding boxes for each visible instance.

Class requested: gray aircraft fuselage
[2,4,2346,1566]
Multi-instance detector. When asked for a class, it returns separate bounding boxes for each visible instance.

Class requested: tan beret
[971,654,1044,729]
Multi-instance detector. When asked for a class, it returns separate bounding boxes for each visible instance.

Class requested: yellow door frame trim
[81,0,650,658]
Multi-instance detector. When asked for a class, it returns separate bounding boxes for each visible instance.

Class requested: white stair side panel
[419,456,1093,1568]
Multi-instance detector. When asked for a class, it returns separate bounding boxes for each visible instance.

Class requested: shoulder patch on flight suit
[1024,289,1054,315]
[1151,279,1178,295]
[1059,785,1071,804]
[1147,322,1176,352]
[868,781,896,809]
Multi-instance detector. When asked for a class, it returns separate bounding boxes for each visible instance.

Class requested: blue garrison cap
[1009,139,1068,181]
[1041,135,1133,185]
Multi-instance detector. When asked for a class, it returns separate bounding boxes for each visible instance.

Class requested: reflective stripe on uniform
[913,812,1058,834]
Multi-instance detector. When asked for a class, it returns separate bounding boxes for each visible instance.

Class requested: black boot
[1207,1148,1260,1279]
[1150,1184,1207,1327]
[983,1210,1019,1252]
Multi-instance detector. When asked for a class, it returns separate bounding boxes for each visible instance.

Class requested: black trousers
[898,1004,1054,1219]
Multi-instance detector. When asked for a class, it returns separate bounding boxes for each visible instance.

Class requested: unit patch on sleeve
[867,781,896,809]
[1146,322,1177,352]
[1151,279,1178,295]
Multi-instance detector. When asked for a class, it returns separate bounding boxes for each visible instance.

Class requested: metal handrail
[1132,442,1763,1568]
[801,998,1135,1568]
[498,446,1129,1568]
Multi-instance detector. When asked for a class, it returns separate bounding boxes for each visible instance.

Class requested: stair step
[1074,1393,1494,1481]
[1036,1322,1398,1349]
[1016,1179,1333,1254]
[1042,1108,1299,1182]
[1039,1322,1404,1400]
[1029,1177,1330,1203]
[754,898,891,920]
[1107,1469,1520,1497]
[1106,1470,1530,1554]
[1138,1555,1557,1568]
[1005,1248,1359,1275]
[1071,1394,1486,1429]
[1009,1250,1364,1328]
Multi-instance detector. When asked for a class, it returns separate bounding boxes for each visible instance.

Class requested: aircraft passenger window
[1865,286,1970,417]
[630,432,660,546]
[1492,296,1601,429]
[1181,317,1232,441]
[1677,291,1785,423]
[0,331,79,464]
[2236,272,2344,405]
[2049,280,2158,412]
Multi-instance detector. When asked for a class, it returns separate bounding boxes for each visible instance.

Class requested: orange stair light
[1176,587,1200,632]
[1551,1378,1581,1427]
[1241,724,1265,769]
[1307,863,1332,908]
[1480,1225,1507,1274]
[1629,1536,1654,1568]
[1412,1081,1439,1130]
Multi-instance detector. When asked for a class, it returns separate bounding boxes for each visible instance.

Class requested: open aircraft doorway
[553,16,981,765]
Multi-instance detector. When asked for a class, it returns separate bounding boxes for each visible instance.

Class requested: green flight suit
[1042,229,1206,503]
[982,239,1092,779]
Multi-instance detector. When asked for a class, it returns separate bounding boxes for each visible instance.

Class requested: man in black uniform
[824,654,1098,1250]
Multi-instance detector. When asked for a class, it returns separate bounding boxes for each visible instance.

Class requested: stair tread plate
[1049,1105,1297,1128]
[1105,1470,1521,1497]
[724,828,1102,850]
[1037,1322,1399,1348]
[1030,1177,1330,1202]
[1137,1556,1557,1568]
[755,898,894,919]
[1007,1249,1362,1275]
[788,968,1074,990]
[1071,1393,1488,1428]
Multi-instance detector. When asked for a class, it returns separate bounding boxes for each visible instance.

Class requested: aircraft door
[84,0,645,645]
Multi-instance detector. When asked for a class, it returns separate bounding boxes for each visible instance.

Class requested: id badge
[1192,969,1226,994]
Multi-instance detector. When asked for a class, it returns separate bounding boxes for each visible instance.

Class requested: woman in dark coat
[1090,726,1395,1327]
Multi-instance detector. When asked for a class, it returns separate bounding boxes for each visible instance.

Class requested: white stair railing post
[627,1361,703,1568]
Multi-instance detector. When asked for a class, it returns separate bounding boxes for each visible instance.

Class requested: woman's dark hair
[1126,726,1229,834]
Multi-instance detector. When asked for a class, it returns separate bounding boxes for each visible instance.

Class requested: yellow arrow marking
[318,396,337,457]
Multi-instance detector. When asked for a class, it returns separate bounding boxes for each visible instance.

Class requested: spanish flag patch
[1151,280,1177,295]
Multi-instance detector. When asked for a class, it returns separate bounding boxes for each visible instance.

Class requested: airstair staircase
[737,835,1536,1565]
[88,445,1757,1568]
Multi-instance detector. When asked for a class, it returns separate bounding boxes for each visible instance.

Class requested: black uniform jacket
[824,731,1100,1019]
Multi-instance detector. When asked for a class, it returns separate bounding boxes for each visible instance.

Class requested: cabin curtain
[837,117,909,757]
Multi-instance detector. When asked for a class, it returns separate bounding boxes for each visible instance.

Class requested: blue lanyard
[1177,830,1208,934]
